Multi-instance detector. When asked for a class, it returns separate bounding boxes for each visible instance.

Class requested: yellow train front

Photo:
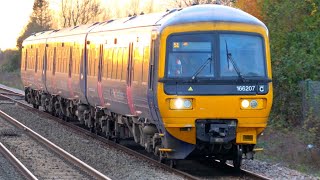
[154,5,272,167]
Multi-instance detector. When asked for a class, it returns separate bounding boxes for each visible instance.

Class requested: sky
[0,0,34,50]
[0,0,165,51]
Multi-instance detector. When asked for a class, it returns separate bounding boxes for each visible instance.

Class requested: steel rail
[0,110,111,180]
[0,142,38,180]
[241,168,271,180]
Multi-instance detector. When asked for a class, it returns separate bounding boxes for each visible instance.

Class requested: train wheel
[169,159,177,168]
[113,137,119,143]
[159,152,166,164]
[233,145,242,169]
[219,159,227,166]
[32,104,39,109]
[105,132,111,140]
[89,126,95,133]
[154,145,160,156]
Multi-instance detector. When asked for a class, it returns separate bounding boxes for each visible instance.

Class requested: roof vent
[124,15,137,23]
[162,8,181,18]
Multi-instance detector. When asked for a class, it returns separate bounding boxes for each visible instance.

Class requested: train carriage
[21,31,53,108]
[22,4,273,168]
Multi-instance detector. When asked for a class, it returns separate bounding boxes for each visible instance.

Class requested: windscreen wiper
[191,57,212,80]
[225,40,245,81]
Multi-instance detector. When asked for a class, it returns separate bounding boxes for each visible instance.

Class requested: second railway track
[0,85,270,180]
[0,107,110,179]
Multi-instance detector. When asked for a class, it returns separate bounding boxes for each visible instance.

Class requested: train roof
[91,4,267,33]
[160,4,267,29]
[23,4,267,44]
[23,30,54,44]
[47,22,100,38]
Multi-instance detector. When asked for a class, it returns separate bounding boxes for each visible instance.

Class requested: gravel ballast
[0,102,185,180]
[0,115,93,179]
[242,160,319,180]
[0,147,25,180]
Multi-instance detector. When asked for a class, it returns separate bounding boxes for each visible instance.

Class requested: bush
[0,50,21,72]
[262,0,320,128]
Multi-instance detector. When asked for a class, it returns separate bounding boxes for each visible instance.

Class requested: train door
[97,44,104,106]
[52,46,57,94]
[43,44,48,92]
[126,42,135,115]
[147,37,159,124]
[68,46,75,98]
[80,40,88,104]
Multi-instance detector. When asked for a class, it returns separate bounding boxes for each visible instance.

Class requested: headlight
[174,99,183,109]
[241,100,250,108]
[241,99,265,109]
[170,98,193,110]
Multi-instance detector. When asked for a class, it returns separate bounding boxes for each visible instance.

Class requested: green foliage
[262,0,320,128]
[16,0,52,49]
[0,49,21,72]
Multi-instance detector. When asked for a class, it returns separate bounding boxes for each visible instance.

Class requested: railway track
[0,142,37,179]
[0,85,271,180]
[0,106,111,179]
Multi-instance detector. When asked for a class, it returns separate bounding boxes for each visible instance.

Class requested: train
[21,4,273,168]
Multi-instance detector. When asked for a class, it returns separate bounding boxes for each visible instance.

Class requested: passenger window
[47,49,50,71]
[28,49,32,70]
[142,46,150,83]
[69,47,72,77]
[35,48,38,72]
[107,48,113,79]
[39,48,43,71]
[24,49,27,70]
[112,48,118,79]
[53,47,56,75]
[31,49,34,70]
[87,49,91,76]
[102,47,108,79]
[133,47,143,83]
[122,48,128,81]
[64,48,68,73]
[95,47,99,76]
[117,48,123,80]
[88,48,96,76]
[57,48,62,73]
[73,47,79,74]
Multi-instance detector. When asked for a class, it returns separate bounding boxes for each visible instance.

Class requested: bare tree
[142,0,155,14]
[60,0,105,27]
[166,0,235,8]
[126,0,140,16]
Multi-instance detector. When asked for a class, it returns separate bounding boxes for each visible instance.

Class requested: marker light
[250,100,258,108]
[170,98,193,110]
[184,100,192,108]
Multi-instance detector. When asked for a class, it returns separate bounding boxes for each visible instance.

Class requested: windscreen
[220,34,265,77]
[166,34,214,78]
[166,33,266,79]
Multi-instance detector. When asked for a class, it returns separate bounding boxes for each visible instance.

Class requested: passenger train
[21,4,273,168]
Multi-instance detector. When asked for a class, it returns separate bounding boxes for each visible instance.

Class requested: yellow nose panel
[236,128,257,144]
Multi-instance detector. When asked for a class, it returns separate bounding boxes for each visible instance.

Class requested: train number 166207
[236,85,255,92]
